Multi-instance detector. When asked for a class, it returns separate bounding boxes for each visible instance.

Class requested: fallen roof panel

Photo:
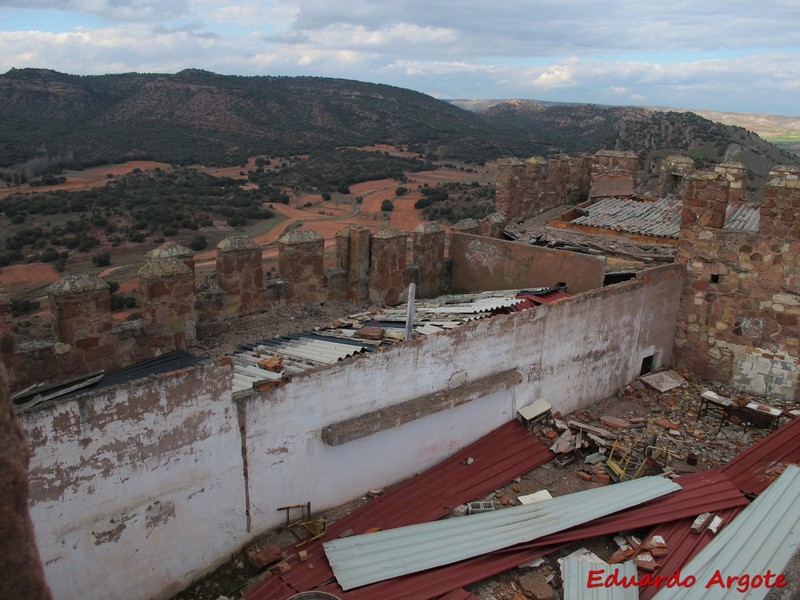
[638,507,745,600]
[323,476,681,590]
[561,551,638,600]
[242,420,554,600]
[653,464,800,600]
[720,414,800,495]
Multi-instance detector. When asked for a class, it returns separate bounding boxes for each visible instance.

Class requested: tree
[189,235,207,251]
[381,200,394,212]
[395,186,408,196]
[92,252,111,267]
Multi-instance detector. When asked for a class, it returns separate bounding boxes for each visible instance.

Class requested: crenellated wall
[674,166,800,400]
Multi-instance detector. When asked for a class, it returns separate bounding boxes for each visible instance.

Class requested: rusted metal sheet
[242,420,554,600]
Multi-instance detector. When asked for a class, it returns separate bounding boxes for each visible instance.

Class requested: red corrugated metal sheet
[637,507,744,600]
[245,413,800,600]
[243,420,554,600]
[511,290,573,311]
[437,588,479,600]
[720,414,800,495]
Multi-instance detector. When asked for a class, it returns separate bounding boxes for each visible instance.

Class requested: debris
[257,357,283,372]
[601,415,633,429]
[519,557,547,569]
[643,535,668,556]
[707,515,723,534]
[467,501,496,515]
[298,550,308,562]
[464,456,474,465]
[640,370,686,392]
[518,571,555,600]
[270,561,291,575]
[517,490,553,505]
[691,512,712,533]
[549,429,576,454]
[634,552,658,571]
[354,326,385,340]
[577,471,593,481]
[248,544,283,569]
[567,420,616,439]
[583,451,606,465]
[654,417,679,430]
[367,489,382,497]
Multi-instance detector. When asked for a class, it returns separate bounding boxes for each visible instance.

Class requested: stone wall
[674,166,800,400]
[494,154,592,220]
[449,232,606,294]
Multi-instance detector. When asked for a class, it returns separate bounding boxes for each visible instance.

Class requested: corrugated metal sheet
[653,464,800,600]
[308,471,746,600]
[231,289,567,392]
[437,589,478,600]
[323,477,681,591]
[638,506,745,600]
[720,413,800,495]
[571,197,682,238]
[724,203,760,232]
[242,420,554,600]
[561,552,638,600]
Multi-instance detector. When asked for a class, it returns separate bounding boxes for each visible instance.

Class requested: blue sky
[1,0,798,115]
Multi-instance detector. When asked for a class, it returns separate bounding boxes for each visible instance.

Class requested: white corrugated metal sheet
[653,464,800,600]
[724,203,760,232]
[323,476,681,590]
[561,549,638,600]
[229,289,553,392]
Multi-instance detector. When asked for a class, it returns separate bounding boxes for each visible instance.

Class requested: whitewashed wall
[243,264,684,533]
[22,264,684,600]
[23,363,247,600]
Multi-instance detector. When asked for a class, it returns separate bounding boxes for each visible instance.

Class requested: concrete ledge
[321,368,522,446]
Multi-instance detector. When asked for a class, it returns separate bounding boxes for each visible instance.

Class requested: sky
[0,1,798,116]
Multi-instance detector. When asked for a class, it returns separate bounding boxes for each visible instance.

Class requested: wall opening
[710,274,720,284]
[640,354,655,375]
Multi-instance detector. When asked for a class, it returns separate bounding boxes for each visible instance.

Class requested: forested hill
[0,68,535,169]
[465,99,800,184]
[2,68,797,181]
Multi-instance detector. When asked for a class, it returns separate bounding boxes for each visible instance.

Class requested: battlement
[494,150,642,220]
[2,224,453,392]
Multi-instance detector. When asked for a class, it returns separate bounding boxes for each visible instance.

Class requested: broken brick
[248,544,282,569]
[354,326,385,340]
[601,415,632,429]
[577,471,593,481]
[654,417,679,430]
[257,356,283,372]
[634,552,658,572]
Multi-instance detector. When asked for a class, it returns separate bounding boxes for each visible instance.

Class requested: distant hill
[0,68,536,171]
[454,99,800,196]
[1,69,797,191]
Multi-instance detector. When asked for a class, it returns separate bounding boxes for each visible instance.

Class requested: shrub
[92,252,111,267]
[380,200,394,212]
[189,235,207,251]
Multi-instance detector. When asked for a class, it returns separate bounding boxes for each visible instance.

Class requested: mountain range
[1,69,798,187]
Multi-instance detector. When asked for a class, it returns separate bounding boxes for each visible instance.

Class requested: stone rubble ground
[172,370,797,600]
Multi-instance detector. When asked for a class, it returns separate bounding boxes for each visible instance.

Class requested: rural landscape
[1,68,798,336]
[3,65,800,600]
